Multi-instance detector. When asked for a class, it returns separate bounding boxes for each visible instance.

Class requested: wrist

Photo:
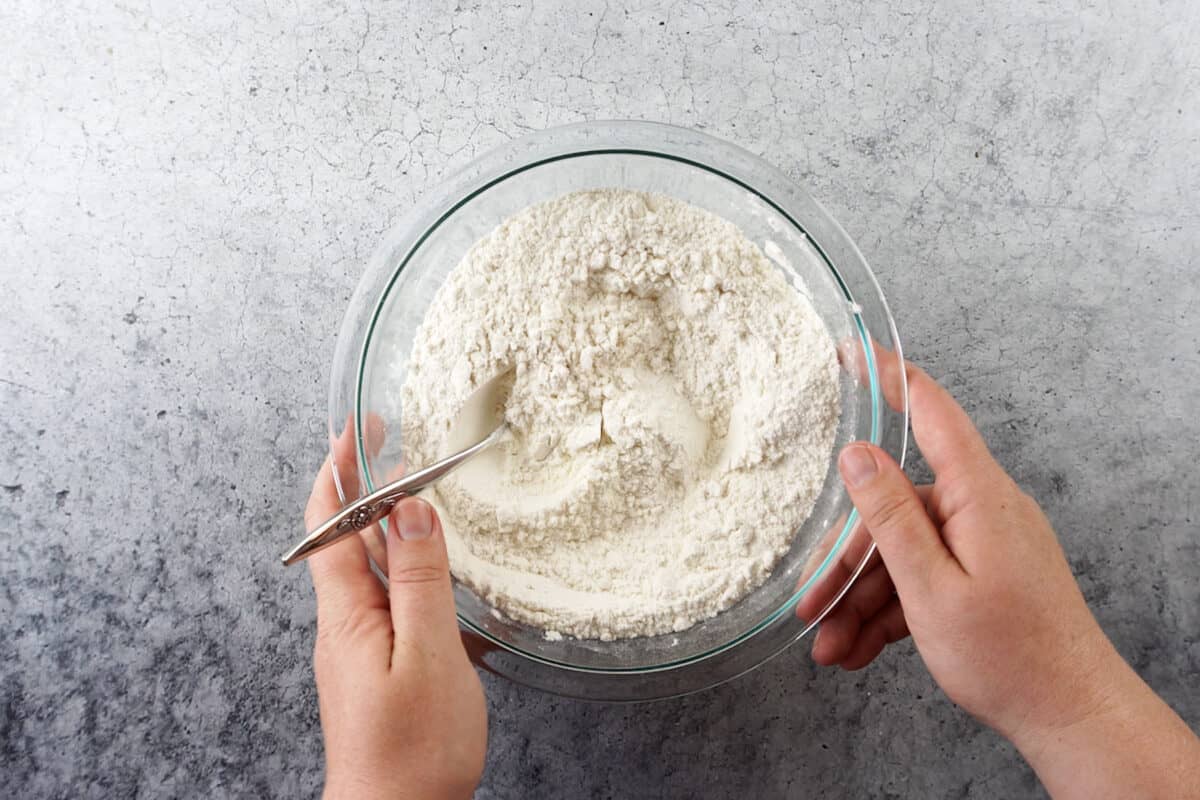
[1008,648,1200,800]
[1005,629,1131,756]
[323,763,406,800]
[324,767,475,800]
[323,776,397,800]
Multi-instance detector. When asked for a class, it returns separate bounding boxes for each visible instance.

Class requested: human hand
[805,363,1200,798]
[304,433,486,800]
[810,364,1123,742]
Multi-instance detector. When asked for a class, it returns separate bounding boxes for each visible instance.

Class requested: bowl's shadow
[473,640,923,799]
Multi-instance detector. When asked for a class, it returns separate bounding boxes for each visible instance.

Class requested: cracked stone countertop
[2,2,1198,798]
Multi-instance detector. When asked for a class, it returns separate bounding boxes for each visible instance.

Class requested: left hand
[305,438,487,800]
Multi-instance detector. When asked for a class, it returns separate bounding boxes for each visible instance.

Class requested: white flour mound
[399,189,839,641]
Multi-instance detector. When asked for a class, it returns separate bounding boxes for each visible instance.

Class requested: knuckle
[387,564,445,589]
[992,480,1036,515]
[315,604,386,658]
[942,585,980,620]
[869,493,920,533]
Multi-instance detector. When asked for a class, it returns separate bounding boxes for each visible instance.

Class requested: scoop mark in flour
[398,189,840,640]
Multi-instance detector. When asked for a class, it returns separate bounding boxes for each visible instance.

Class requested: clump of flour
[398,189,839,640]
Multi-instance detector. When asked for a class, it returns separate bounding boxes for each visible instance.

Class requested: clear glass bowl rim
[335,120,908,700]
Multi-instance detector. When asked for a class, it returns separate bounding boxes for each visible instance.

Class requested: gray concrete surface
[2,1,1198,797]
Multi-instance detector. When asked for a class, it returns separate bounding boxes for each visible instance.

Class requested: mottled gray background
[2,1,1197,797]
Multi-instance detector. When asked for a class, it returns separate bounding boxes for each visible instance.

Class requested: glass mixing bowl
[327,121,907,701]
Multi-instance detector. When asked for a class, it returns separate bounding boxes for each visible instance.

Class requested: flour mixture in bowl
[399,189,839,641]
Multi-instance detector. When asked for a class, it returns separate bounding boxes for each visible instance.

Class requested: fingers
[306,456,389,638]
[811,561,895,665]
[796,484,935,626]
[839,339,1002,497]
[329,416,362,499]
[327,413,393,575]
[362,412,386,463]
[328,411,389,499]
[907,366,1004,491]
[839,443,964,600]
[386,497,461,665]
[837,336,908,414]
[794,512,870,623]
[839,599,910,671]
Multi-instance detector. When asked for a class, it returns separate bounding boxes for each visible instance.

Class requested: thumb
[838,443,963,600]
[386,497,460,653]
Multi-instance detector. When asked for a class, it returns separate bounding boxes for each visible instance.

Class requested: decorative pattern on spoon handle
[334,492,410,532]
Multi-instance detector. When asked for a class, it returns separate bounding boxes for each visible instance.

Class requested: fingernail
[811,627,830,664]
[395,499,433,541]
[839,444,879,488]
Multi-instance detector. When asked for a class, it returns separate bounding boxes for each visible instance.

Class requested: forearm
[1014,653,1200,800]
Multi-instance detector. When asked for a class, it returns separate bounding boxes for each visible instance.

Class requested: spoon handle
[280,425,505,566]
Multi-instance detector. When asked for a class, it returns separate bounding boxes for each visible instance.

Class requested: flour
[398,189,839,640]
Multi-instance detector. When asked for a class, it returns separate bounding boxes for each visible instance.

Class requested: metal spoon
[281,372,510,566]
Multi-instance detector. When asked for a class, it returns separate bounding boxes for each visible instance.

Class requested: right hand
[811,364,1200,799]
[813,364,1125,743]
